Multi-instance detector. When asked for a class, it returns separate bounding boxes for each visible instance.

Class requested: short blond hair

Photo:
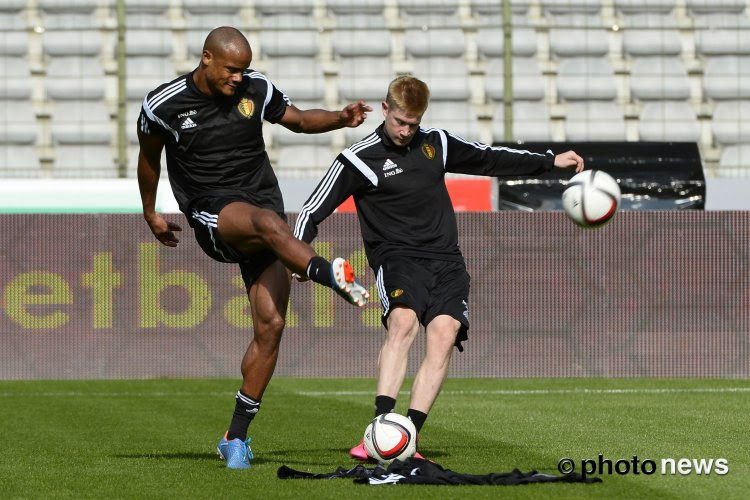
[385,76,430,115]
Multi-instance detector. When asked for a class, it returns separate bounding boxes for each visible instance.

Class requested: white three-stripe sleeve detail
[293,160,345,240]
[142,95,180,142]
[248,72,272,121]
[146,79,185,108]
[447,131,549,157]
[341,148,379,187]
[436,128,448,168]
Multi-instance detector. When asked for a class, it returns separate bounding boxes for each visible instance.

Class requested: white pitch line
[0,391,231,398]
[295,387,750,397]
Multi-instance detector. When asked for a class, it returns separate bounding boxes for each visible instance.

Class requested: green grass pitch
[1,378,748,499]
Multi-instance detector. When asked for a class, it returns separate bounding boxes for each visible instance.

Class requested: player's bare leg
[217,202,368,306]
[350,306,420,461]
[376,306,420,398]
[408,315,461,414]
[240,259,291,399]
[219,259,290,469]
[218,202,318,275]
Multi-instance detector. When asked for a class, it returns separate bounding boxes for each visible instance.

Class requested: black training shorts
[188,194,284,292]
[374,256,470,351]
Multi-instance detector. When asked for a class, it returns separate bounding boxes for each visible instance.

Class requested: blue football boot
[217,432,254,469]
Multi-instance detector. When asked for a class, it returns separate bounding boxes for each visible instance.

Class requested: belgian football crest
[237,98,254,118]
[422,143,435,160]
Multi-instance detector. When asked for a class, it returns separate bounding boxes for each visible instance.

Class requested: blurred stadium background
[1,0,749,380]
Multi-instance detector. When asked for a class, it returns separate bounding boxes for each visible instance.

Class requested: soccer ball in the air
[362,413,418,465]
[562,169,621,228]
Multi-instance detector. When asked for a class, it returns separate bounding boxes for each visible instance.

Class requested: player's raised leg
[218,202,369,306]
[218,259,289,469]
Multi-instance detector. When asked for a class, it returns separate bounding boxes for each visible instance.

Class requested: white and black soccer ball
[562,169,621,228]
[362,413,417,465]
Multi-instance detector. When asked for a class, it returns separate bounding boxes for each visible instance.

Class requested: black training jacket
[293,123,555,270]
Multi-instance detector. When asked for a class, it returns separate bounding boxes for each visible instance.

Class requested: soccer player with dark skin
[295,76,584,460]
[137,27,370,469]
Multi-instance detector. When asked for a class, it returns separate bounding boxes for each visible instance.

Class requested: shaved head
[203,26,251,59]
[195,27,252,97]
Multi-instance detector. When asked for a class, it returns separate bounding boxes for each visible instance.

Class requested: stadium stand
[0,15,39,176]
[0,0,748,179]
[183,0,244,30]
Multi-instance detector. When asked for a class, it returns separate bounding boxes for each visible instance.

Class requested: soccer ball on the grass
[562,169,621,228]
[362,413,417,465]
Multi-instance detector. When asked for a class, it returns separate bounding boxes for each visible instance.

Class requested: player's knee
[255,314,285,345]
[386,313,419,343]
[254,210,287,246]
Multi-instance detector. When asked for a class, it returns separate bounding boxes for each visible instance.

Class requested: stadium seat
[0,29,27,56]
[125,29,175,101]
[703,56,750,100]
[254,0,315,27]
[337,57,393,102]
[630,57,690,101]
[540,0,602,16]
[621,13,682,57]
[38,0,105,29]
[332,26,391,58]
[564,101,627,141]
[259,27,319,59]
[549,15,609,58]
[637,101,700,142]
[50,100,115,177]
[263,57,325,104]
[398,0,460,29]
[272,123,331,147]
[484,57,545,102]
[412,57,471,101]
[421,100,481,142]
[0,101,41,177]
[124,0,170,29]
[404,27,465,58]
[694,15,750,57]
[717,144,750,176]
[476,27,537,58]
[712,101,750,146]
[491,100,553,142]
[686,0,746,17]
[470,0,532,18]
[43,30,106,101]
[0,37,31,100]
[183,0,243,29]
[327,0,387,28]
[0,1,25,30]
[556,57,618,101]
[276,144,334,177]
[614,0,677,14]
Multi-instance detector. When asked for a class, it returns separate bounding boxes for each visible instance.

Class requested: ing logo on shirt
[237,98,255,118]
[390,289,404,298]
[422,143,436,160]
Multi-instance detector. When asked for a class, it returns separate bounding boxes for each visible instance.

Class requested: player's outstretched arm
[137,129,181,247]
[279,101,372,134]
[554,150,585,172]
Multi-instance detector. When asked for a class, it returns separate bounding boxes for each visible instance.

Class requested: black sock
[407,409,428,433]
[227,390,261,441]
[306,256,333,287]
[374,395,396,417]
